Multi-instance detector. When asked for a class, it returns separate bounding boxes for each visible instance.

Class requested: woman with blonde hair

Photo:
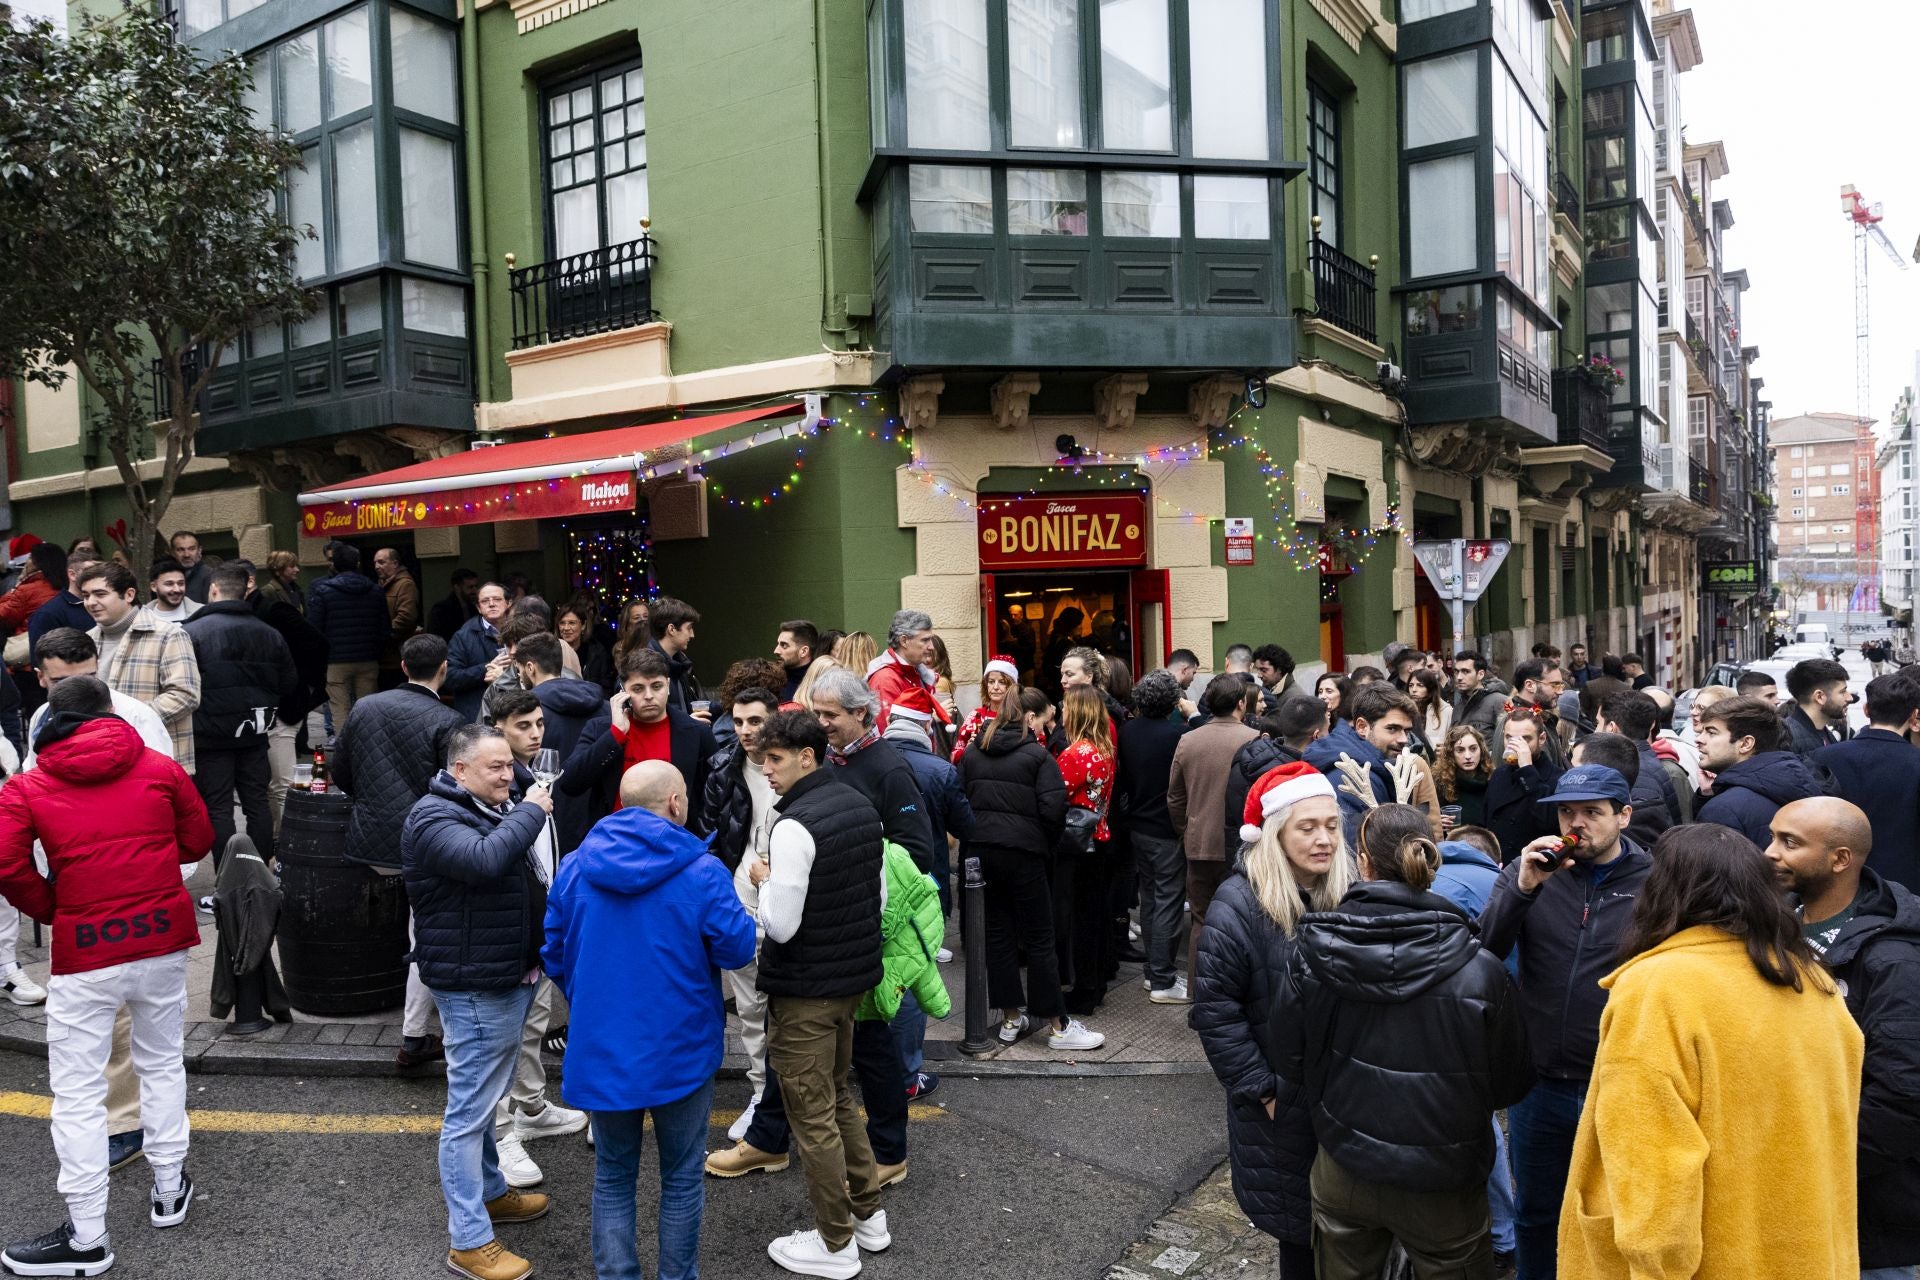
[1054,684,1117,1012]
[833,630,878,677]
[791,654,839,710]
[1193,761,1355,1280]
[257,549,305,613]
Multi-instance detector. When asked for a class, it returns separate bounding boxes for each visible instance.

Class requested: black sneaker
[0,1221,114,1276]
[106,1130,144,1172]
[904,1071,940,1101]
[541,1024,568,1055]
[394,1034,444,1071]
[149,1172,193,1229]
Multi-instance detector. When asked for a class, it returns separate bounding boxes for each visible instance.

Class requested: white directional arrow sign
[1413,539,1513,655]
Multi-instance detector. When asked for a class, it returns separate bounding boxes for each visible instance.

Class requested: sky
[1681,0,1920,427]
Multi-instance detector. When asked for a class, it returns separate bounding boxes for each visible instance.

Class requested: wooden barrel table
[275,789,409,1015]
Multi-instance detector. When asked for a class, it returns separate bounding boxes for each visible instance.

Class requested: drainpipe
[460,0,492,408]
[813,0,858,350]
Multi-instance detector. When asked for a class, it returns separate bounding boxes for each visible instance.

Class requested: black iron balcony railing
[1307,238,1378,345]
[147,349,201,422]
[1681,176,1709,246]
[1691,470,1715,507]
[1551,366,1612,452]
[508,234,657,350]
[1552,167,1581,218]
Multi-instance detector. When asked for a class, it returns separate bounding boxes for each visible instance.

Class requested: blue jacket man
[1302,686,1414,844]
[445,582,510,722]
[1430,839,1503,919]
[1697,750,1823,852]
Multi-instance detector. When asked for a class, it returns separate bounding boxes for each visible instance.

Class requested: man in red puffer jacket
[0,675,213,1276]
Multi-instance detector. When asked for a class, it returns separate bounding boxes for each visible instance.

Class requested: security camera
[1377,361,1405,394]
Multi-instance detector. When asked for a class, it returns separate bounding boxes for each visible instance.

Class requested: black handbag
[1060,805,1100,857]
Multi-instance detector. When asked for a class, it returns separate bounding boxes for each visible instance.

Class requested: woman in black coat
[1191,761,1354,1280]
[1271,804,1534,1277]
[958,686,1104,1054]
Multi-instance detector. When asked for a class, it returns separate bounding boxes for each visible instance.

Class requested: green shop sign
[1705,561,1760,593]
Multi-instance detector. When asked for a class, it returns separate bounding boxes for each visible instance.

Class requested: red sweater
[1056,740,1116,842]
[0,717,213,974]
[608,715,672,809]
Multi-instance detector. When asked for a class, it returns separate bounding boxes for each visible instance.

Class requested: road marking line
[0,1091,946,1136]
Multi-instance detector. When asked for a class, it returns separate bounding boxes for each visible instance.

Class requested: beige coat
[1167,718,1259,863]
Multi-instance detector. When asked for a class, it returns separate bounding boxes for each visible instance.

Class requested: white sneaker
[513,1101,588,1141]
[728,1093,761,1142]
[852,1209,891,1252]
[1,964,46,1006]
[935,947,953,964]
[1149,979,1191,1004]
[1047,1019,1106,1052]
[767,1228,861,1278]
[996,1013,1029,1046]
[495,1130,543,1188]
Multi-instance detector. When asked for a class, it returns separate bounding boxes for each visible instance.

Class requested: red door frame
[1130,568,1172,674]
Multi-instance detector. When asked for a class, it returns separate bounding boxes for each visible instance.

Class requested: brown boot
[702,1141,789,1178]
[876,1160,908,1187]
[484,1188,550,1224]
[446,1239,532,1280]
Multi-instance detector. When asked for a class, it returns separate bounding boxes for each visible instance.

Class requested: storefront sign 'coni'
[300,472,637,536]
[976,493,1149,570]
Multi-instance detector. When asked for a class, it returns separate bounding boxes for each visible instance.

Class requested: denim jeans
[1863,1270,1920,1279]
[591,1080,713,1280]
[890,990,926,1079]
[1508,1077,1587,1280]
[1489,1115,1515,1254]
[432,984,537,1250]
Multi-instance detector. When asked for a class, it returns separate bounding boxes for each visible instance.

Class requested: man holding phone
[1476,763,1651,1280]
[562,647,716,829]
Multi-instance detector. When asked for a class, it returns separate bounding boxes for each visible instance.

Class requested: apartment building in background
[1769,410,1877,620]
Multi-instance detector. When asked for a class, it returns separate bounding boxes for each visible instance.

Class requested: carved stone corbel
[388,427,466,460]
[332,433,416,477]
[1094,373,1150,433]
[899,375,944,433]
[990,373,1041,431]
[1186,374,1241,430]
[1408,424,1520,475]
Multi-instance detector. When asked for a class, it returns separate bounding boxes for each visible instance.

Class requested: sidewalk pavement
[1107,1160,1276,1280]
[1,861,1212,1079]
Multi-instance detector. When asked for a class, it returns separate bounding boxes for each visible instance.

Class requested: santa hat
[1240,761,1337,846]
[7,534,42,568]
[982,655,1019,682]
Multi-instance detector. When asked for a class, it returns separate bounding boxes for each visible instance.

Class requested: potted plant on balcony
[1577,354,1627,390]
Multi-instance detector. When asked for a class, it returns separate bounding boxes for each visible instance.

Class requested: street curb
[0,1022,1208,1081]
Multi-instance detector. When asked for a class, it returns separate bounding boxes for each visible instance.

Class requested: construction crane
[1840,184,1907,603]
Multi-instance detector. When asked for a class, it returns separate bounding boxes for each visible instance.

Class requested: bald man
[1766,797,1920,1276]
[542,755,753,1280]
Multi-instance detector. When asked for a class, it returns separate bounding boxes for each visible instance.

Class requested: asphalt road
[0,1052,1229,1279]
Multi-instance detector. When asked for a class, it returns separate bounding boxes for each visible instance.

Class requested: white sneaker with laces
[1149,978,1191,1004]
[728,1093,761,1142]
[767,1228,861,1278]
[1,964,46,1007]
[852,1209,891,1252]
[513,1101,588,1141]
[996,1013,1029,1046]
[935,947,953,964]
[495,1130,544,1188]
[1047,1019,1106,1052]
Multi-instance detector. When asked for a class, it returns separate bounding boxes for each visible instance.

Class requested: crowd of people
[0,531,1912,1280]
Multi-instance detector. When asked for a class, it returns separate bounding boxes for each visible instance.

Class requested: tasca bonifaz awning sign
[301,471,638,537]
[976,493,1149,571]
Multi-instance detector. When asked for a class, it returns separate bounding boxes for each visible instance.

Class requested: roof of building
[1653,6,1704,72]
[1768,413,1871,448]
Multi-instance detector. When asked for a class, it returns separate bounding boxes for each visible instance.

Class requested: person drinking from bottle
[1475,763,1650,1280]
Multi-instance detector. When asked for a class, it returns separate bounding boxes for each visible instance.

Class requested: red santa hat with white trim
[1240,760,1338,846]
[982,654,1020,681]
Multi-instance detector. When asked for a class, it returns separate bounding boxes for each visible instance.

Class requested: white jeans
[726,855,768,1096]
[0,896,16,970]
[46,951,190,1224]
[266,720,300,836]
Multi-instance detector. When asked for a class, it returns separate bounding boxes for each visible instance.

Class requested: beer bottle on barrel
[310,750,330,794]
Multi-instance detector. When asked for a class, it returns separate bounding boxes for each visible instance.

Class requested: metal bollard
[958,855,994,1056]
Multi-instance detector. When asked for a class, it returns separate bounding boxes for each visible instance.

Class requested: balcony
[1553,168,1581,220]
[146,350,202,424]
[509,236,657,351]
[1308,239,1378,346]
[1552,367,1612,452]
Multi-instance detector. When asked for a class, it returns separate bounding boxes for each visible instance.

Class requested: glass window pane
[904,0,990,150]
[552,187,598,259]
[390,9,458,123]
[293,291,332,348]
[1407,153,1476,276]
[280,32,321,134]
[1401,0,1473,19]
[1193,174,1268,239]
[624,68,643,101]
[339,277,382,335]
[1007,168,1087,235]
[1101,170,1179,237]
[324,8,372,120]
[400,129,459,269]
[401,279,467,337]
[605,170,649,244]
[908,164,993,234]
[1009,0,1084,149]
[1405,51,1478,148]
[250,317,284,358]
[180,0,220,39]
[287,150,325,281]
[1187,0,1268,160]
[1100,0,1172,151]
[332,121,379,272]
[243,53,273,125]
[229,0,263,18]
[868,0,889,148]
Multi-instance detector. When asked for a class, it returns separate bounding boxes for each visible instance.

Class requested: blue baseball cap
[1535,763,1631,807]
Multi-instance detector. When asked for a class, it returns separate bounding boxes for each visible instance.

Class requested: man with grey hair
[401,724,556,1280]
[867,607,952,737]
[812,666,937,874]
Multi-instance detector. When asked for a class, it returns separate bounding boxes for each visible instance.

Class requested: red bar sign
[976,493,1149,571]
[301,472,638,537]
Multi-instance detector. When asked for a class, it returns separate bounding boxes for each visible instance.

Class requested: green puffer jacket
[857,841,953,1023]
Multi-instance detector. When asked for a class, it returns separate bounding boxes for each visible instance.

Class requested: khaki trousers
[767,994,883,1252]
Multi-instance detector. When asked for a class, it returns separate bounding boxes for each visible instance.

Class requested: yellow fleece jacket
[1560,925,1863,1280]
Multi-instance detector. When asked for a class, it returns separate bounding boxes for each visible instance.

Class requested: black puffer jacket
[528,675,611,855]
[333,682,470,870]
[1191,873,1315,1245]
[250,591,329,723]
[180,601,301,748]
[1272,880,1534,1192]
[305,570,389,665]
[959,724,1067,854]
[400,771,548,991]
[1223,736,1302,859]
[703,740,756,871]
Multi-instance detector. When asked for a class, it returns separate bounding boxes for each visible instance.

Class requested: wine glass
[530,748,561,790]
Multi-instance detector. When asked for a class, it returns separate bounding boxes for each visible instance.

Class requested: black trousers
[195,742,275,866]
[1054,851,1113,1014]
[979,843,1063,1021]
[746,1014,908,1165]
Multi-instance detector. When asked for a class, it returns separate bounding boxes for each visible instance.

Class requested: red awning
[297,402,802,538]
